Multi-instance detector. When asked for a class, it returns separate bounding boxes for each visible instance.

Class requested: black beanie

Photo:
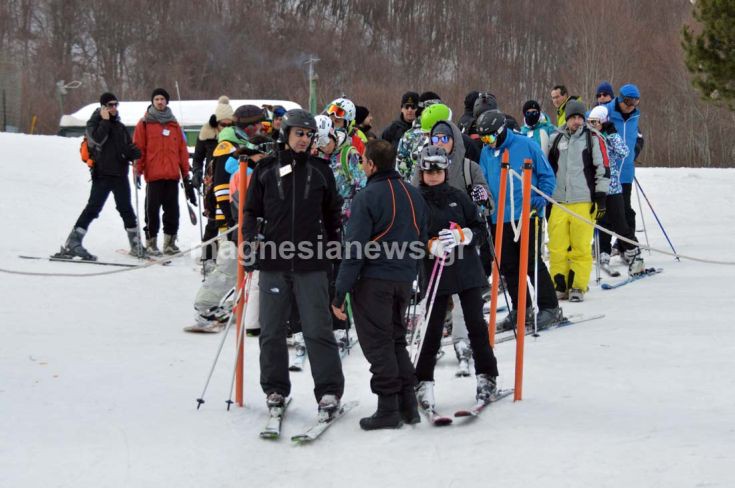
[99,92,118,105]
[464,91,480,111]
[355,106,369,125]
[151,88,170,103]
[418,91,442,108]
[522,100,541,113]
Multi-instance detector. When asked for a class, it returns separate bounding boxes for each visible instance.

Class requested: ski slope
[1,132,734,488]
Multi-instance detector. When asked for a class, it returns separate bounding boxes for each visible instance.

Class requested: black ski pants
[144,179,179,238]
[415,286,499,382]
[352,277,415,396]
[201,217,219,261]
[75,175,137,230]
[598,193,638,255]
[615,183,638,250]
[258,270,344,401]
[492,217,558,311]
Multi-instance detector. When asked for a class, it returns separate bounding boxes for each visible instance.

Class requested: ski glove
[124,143,141,161]
[183,177,198,205]
[471,185,488,203]
[191,170,203,190]
[592,192,607,220]
[531,194,547,214]
[438,227,473,249]
[428,238,448,258]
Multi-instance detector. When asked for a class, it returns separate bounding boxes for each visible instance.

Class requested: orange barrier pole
[488,150,510,347]
[514,159,533,401]
[235,159,249,407]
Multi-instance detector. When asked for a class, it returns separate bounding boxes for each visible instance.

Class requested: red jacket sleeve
[179,126,190,176]
[133,119,147,175]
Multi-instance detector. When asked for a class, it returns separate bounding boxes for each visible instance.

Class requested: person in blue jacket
[605,83,641,250]
[477,110,562,331]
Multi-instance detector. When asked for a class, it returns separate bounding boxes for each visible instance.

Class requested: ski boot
[568,288,585,302]
[535,307,564,330]
[398,387,421,425]
[415,381,436,411]
[318,394,341,422]
[126,228,148,258]
[359,394,403,431]
[476,374,498,405]
[454,339,472,377]
[497,310,517,332]
[145,236,163,257]
[625,248,645,276]
[163,233,180,255]
[56,227,97,261]
[554,273,568,300]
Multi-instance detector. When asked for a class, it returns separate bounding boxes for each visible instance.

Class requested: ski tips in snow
[291,400,359,443]
[454,388,514,418]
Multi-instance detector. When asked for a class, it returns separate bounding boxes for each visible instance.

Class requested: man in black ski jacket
[57,92,144,261]
[332,139,428,431]
[243,109,345,418]
[381,91,418,149]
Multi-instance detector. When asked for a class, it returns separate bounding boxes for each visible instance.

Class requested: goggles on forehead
[419,154,449,171]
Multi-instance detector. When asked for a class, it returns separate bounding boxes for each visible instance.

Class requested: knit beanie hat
[355,106,370,125]
[214,96,235,122]
[464,91,480,111]
[401,91,419,106]
[522,100,541,113]
[418,91,442,108]
[588,105,609,123]
[99,92,118,105]
[151,88,170,103]
[565,100,587,120]
[234,105,266,126]
[619,83,641,99]
[596,81,614,97]
[272,105,287,118]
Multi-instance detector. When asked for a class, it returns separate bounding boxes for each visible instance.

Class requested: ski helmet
[314,114,334,147]
[326,98,356,123]
[472,92,498,119]
[420,103,453,133]
[418,145,449,172]
[476,109,506,145]
[280,109,317,142]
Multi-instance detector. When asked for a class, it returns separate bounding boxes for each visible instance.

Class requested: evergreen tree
[682,0,735,110]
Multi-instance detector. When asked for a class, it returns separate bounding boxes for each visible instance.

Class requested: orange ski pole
[514,159,533,401]
[488,150,510,347]
[235,159,249,407]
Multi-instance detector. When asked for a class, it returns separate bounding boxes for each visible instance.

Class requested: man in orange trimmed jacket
[133,88,195,256]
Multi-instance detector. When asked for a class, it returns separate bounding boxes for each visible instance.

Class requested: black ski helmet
[472,92,498,119]
[476,109,506,136]
[279,109,317,142]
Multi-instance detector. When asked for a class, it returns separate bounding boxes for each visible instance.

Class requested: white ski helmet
[314,114,334,148]
[326,97,356,123]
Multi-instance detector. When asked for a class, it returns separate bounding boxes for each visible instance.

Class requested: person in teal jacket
[477,110,562,331]
[519,100,556,156]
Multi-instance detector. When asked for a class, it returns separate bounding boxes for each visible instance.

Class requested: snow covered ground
[1,132,734,488]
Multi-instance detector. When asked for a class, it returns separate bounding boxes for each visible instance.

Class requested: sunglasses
[327,104,346,118]
[622,97,640,107]
[524,110,539,116]
[402,104,417,110]
[293,129,316,138]
[588,119,602,125]
[430,135,450,144]
[105,102,119,108]
[596,93,611,98]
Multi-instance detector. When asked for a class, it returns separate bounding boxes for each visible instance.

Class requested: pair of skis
[601,267,663,290]
[421,388,514,426]
[259,399,359,443]
[494,313,606,344]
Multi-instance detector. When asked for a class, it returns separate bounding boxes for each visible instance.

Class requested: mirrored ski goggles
[326,104,346,118]
[419,155,449,171]
[293,129,316,138]
[430,135,450,144]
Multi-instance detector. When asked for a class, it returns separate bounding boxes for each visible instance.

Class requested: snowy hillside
[1,132,734,488]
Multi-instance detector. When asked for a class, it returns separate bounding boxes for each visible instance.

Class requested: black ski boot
[398,387,421,425]
[57,227,96,261]
[359,394,403,431]
[126,228,148,258]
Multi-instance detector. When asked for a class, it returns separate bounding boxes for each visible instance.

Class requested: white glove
[429,238,446,258]
[438,227,473,248]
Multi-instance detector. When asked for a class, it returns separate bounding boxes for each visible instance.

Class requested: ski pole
[633,179,651,255]
[635,177,678,260]
[226,271,254,410]
[594,229,601,285]
[533,214,540,336]
[131,164,144,260]
[408,257,441,359]
[412,250,448,366]
[344,292,354,356]
[483,218,512,317]
[195,279,245,410]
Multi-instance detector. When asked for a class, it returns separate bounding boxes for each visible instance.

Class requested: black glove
[191,170,203,190]
[242,240,260,272]
[126,143,141,161]
[592,192,607,220]
[183,177,197,205]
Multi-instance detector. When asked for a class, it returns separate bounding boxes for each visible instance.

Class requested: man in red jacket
[134,88,194,256]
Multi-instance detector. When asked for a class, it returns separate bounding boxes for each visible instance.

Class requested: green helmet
[420,103,453,132]
[217,125,248,145]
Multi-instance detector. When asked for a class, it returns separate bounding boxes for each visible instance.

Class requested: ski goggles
[293,129,316,139]
[622,97,640,107]
[261,121,272,133]
[326,104,346,119]
[419,154,449,171]
[479,126,504,145]
[430,135,450,144]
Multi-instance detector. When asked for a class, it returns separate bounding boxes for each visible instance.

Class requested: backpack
[548,128,610,200]
[79,135,96,168]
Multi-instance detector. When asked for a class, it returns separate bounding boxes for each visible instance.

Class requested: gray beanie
[565,100,586,120]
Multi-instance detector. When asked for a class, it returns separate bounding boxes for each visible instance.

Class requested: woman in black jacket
[414,145,500,414]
